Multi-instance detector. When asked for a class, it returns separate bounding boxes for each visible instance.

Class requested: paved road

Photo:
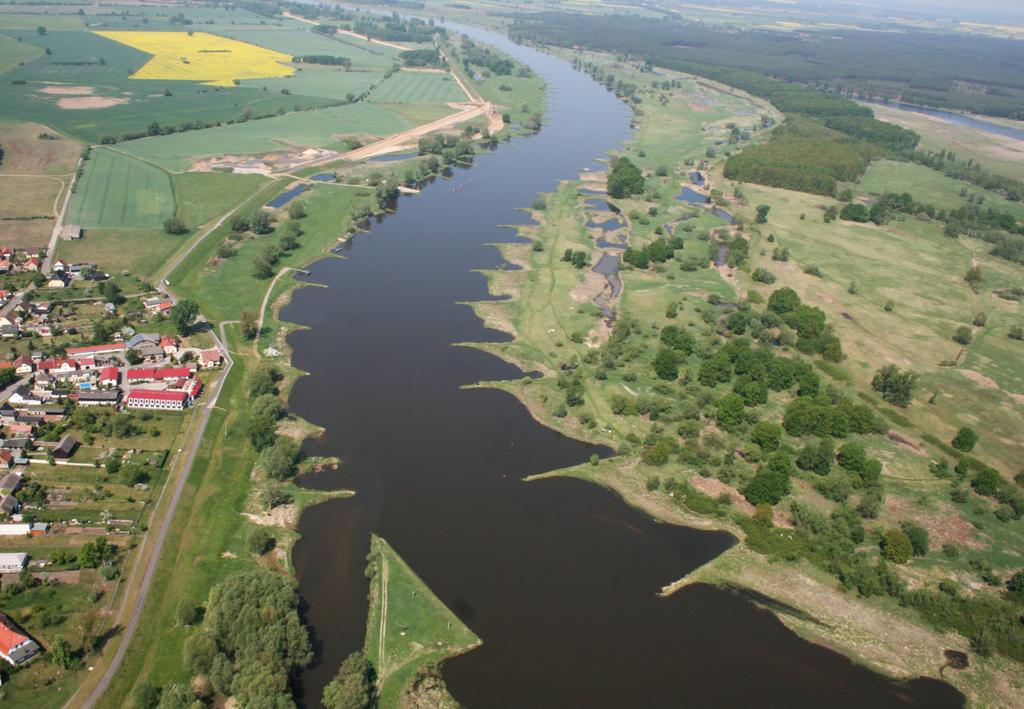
[72,320,233,709]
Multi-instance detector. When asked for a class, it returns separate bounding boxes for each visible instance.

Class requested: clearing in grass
[95,31,295,86]
[66,147,175,229]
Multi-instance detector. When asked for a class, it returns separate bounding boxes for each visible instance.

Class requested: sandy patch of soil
[244,504,299,530]
[586,317,613,347]
[884,495,983,549]
[58,96,129,109]
[39,85,95,95]
[475,301,516,337]
[958,368,999,389]
[689,475,756,516]
[1009,393,1024,406]
[569,267,607,304]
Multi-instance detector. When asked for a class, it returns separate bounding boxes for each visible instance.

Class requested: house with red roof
[37,358,76,375]
[0,612,42,666]
[13,355,33,375]
[126,389,189,411]
[23,256,41,272]
[127,366,193,384]
[198,349,224,368]
[100,366,119,388]
[160,336,179,355]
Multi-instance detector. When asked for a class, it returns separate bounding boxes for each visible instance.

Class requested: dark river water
[285,21,964,708]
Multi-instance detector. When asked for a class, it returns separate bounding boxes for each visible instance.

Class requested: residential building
[76,389,120,407]
[0,552,27,573]
[160,336,179,355]
[66,342,126,360]
[0,471,20,494]
[99,366,119,388]
[0,612,42,666]
[0,494,18,516]
[52,435,79,459]
[126,389,188,411]
[199,349,224,368]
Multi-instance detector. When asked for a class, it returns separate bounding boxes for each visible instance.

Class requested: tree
[951,427,978,452]
[230,214,249,232]
[755,204,770,224]
[102,281,125,305]
[750,421,782,452]
[36,25,47,35]
[607,156,644,198]
[249,211,272,235]
[767,287,801,315]
[879,529,913,564]
[259,438,300,480]
[162,217,188,235]
[170,299,198,337]
[871,364,916,407]
[287,201,307,219]
[241,309,259,340]
[51,635,74,669]
[322,650,375,709]
[823,205,837,223]
[964,265,982,293]
[653,347,678,381]
[743,452,792,505]
[715,393,747,431]
[900,521,929,556]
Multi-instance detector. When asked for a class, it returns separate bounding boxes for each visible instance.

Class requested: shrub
[951,427,978,453]
[952,325,973,345]
[879,529,913,563]
[247,527,275,555]
[900,521,930,556]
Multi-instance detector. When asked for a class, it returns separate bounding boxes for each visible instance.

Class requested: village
[0,235,228,672]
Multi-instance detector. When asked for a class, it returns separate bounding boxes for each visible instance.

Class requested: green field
[370,70,467,103]
[240,66,385,101]
[0,32,41,73]
[118,103,412,171]
[171,181,371,320]
[857,159,1024,221]
[0,30,333,144]
[66,147,174,228]
[366,536,479,706]
[171,172,270,227]
[217,25,403,69]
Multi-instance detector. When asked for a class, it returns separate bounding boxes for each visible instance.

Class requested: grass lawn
[365,535,479,706]
[118,104,412,171]
[857,159,1024,221]
[56,227,183,279]
[369,70,468,104]
[66,147,175,229]
[171,181,372,321]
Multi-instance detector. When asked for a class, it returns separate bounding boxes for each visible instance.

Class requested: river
[285,21,964,708]
[860,97,1024,142]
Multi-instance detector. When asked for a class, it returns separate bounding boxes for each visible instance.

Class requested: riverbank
[480,45,1022,708]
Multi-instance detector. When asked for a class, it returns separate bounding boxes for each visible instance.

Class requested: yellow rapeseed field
[95,31,294,86]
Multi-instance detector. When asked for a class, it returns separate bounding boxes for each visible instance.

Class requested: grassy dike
[90,34,545,708]
[468,50,1023,706]
[364,536,480,707]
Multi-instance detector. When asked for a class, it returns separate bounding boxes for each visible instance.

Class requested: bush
[163,217,188,235]
[952,325,973,345]
[900,521,930,556]
[871,364,916,407]
[246,527,275,555]
[879,529,913,563]
[951,427,978,452]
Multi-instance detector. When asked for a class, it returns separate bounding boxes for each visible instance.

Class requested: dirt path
[43,156,81,273]
[377,553,390,679]
[254,266,302,357]
[282,101,500,171]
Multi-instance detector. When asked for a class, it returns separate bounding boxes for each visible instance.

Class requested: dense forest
[509,13,1024,119]
[723,117,877,196]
